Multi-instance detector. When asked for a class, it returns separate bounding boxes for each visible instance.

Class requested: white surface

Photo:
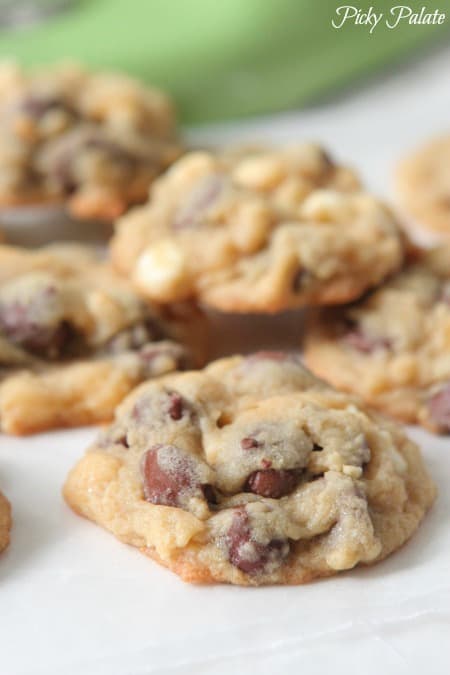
[2,45,450,675]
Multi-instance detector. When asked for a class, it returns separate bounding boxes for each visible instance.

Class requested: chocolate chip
[216,412,233,428]
[42,320,74,357]
[343,328,391,354]
[49,132,136,195]
[138,343,191,374]
[309,472,325,481]
[131,387,188,426]
[292,269,312,292]
[428,384,450,433]
[141,444,200,507]
[245,469,298,498]
[50,152,78,194]
[18,95,77,120]
[202,484,217,505]
[143,317,166,342]
[173,174,227,229]
[0,296,74,359]
[168,392,183,420]
[105,319,166,354]
[225,507,289,574]
[240,437,259,450]
[131,398,145,422]
[84,137,137,166]
[312,443,323,452]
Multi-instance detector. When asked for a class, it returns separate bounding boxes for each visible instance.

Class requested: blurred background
[0,0,449,123]
[1,0,450,243]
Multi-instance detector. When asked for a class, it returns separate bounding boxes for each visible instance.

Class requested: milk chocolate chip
[142,444,211,507]
[245,469,298,498]
[225,507,289,574]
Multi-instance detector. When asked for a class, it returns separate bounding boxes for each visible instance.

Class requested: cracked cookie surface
[304,246,450,433]
[0,489,11,553]
[397,135,450,236]
[0,62,181,221]
[64,352,436,586]
[0,243,193,435]
[111,147,404,313]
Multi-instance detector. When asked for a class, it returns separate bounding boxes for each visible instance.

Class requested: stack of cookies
[1,62,447,587]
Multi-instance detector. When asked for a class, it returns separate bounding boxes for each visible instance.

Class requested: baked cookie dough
[0,243,193,435]
[0,62,181,221]
[304,246,450,433]
[64,352,436,586]
[111,147,404,313]
[397,135,450,236]
[0,489,11,553]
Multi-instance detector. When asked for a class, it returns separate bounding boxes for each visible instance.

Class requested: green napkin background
[0,0,449,123]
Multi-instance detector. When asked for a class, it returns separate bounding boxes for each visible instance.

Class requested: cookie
[63,352,436,586]
[0,243,194,435]
[397,135,450,236]
[110,147,404,313]
[304,246,450,433]
[0,489,11,553]
[0,62,181,221]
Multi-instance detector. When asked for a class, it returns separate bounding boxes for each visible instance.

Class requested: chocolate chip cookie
[63,352,436,586]
[304,246,450,433]
[0,489,11,553]
[110,147,404,313]
[397,135,450,236]
[0,243,193,435]
[0,62,181,221]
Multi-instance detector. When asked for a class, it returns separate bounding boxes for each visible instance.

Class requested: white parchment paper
[1,428,448,675]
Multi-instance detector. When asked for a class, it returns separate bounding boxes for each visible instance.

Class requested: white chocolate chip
[231,200,273,252]
[134,240,189,300]
[233,156,285,190]
[342,465,363,479]
[273,176,313,213]
[301,190,352,223]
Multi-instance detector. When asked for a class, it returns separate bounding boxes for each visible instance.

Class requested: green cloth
[0,0,449,123]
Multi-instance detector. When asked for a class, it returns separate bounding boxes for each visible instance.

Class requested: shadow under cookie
[0,203,112,247]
